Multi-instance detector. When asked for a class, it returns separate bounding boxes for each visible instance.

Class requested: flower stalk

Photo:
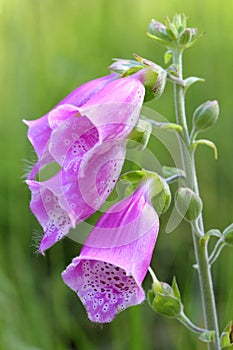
[172,48,221,349]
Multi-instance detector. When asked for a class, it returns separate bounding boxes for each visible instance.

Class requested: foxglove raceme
[62,182,159,323]
[25,74,145,253]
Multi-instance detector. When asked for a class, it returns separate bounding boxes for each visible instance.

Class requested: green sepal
[122,66,143,77]
[147,32,172,48]
[221,320,233,348]
[133,54,167,100]
[162,166,185,179]
[152,69,167,99]
[149,173,171,214]
[191,139,218,160]
[152,293,182,318]
[171,13,187,34]
[172,277,181,300]
[144,86,155,102]
[120,170,145,193]
[164,16,178,40]
[147,289,156,307]
[148,19,174,42]
[184,76,205,93]
[223,224,233,245]
[127,118,152,151]
[133,54,162,73]
[120,169,171,214]
[151,185,171,215]
[150,121,183,133]
[179,28,198,47]
[199,330,215,343]
[109,58,143,76]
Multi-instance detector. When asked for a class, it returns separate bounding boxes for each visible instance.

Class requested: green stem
[172,48,221,350]
[178,312,207,334]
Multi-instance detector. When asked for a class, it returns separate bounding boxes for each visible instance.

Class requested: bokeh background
[1,0,233,349]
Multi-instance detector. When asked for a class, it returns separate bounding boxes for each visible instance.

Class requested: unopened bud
[148,281,183,318]
[175,187,203,221]
[148,19,172,41]
[179,28,197,45]
[193,100,219,132]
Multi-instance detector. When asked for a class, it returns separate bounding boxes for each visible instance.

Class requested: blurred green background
[0,0,233,349]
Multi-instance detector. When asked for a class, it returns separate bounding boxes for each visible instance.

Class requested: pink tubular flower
[62,182,159,323]
[25,73,145,253]
[24,73,118,179]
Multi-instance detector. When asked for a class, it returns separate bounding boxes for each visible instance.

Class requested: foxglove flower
[27,139,126,254]
[62,182,159,323]
[24,73,118,179]
[25,73,145,253]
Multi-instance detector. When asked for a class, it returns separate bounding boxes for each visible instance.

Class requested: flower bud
[179,28,197,46]
[148,19,172,42]
[148,280,183,318]
[175,187,203,221]
[223,224,233,245]
[193,100,219,132]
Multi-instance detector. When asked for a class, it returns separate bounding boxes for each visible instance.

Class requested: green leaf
[199,330,215,343]
[190,139,218,160]
[184,76,205,92]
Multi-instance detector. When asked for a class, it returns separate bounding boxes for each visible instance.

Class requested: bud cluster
[148,14,198,50]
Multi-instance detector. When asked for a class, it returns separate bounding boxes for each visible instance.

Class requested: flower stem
[178,312,207,334]
[172,48,221,350]
[209,239,226,266]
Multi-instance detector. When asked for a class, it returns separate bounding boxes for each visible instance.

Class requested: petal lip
[26,178,73,255]
[62,257,145,323]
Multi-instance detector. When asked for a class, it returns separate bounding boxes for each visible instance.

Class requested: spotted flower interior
[70,259,143,323]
